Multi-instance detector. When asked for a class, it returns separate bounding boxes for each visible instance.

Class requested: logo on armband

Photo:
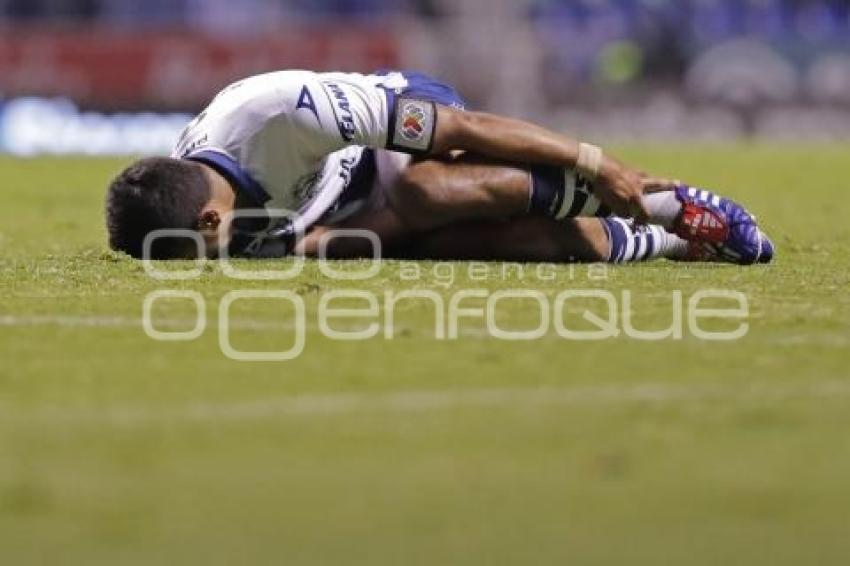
[390,98,436,154]
[401,102,427,141]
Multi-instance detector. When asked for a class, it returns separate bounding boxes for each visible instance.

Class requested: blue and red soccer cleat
[673,185,775,265]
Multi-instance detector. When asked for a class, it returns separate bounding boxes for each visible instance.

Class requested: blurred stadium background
[2,0,850,157]
[3,5,850,563]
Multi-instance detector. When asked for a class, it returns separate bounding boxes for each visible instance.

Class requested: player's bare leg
[387,154,692,263]
[295,154,617,262]
[387,154,773,264]
[298,176,685,265]
[407,217,610,262]
[297,154,694,264]
[299,205,610,262]
[387,154,531,232]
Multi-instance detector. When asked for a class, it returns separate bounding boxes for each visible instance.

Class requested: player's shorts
[321,70,466,225]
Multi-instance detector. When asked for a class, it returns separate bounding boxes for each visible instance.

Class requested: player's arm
[429,106,648,221]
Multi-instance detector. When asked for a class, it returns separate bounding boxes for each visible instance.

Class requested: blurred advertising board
[0,97,192,156]
[0,26,399,110]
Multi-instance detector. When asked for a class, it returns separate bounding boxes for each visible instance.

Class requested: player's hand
[640,176,682,194]
[595,156,649,223]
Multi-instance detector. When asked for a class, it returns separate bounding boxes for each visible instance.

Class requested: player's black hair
[105,157,211,259]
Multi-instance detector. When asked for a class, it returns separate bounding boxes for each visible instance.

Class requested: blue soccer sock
[528,165,611,219]
[600,218,689,263]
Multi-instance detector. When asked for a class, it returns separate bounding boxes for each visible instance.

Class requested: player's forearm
[431,106,648,221]
[433,108,583,168]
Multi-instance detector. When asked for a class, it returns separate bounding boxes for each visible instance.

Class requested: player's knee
[390,162,450,231]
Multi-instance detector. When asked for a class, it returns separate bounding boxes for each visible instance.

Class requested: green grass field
[1,145,849,565]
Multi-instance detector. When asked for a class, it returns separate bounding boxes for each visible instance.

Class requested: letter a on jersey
[296,86,321,124]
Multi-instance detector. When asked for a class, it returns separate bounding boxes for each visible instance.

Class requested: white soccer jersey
[171,70,430,235]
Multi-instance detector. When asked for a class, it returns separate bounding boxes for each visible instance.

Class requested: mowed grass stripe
[2,380,849,424]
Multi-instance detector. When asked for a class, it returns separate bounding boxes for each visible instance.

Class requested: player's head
[105,157,229,259]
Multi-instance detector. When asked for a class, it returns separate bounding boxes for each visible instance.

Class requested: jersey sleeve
[288,72,391,156]
[172,71,394,162]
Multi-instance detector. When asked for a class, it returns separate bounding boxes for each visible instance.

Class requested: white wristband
[577,142,603,181]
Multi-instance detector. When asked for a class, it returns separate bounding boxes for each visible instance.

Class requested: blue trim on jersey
[333,148,377,211]
[316,148,378,226]
[186,150,271,207]
[378,70,468,133]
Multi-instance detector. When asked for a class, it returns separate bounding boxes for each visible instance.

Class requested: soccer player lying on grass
[105,70,774,265]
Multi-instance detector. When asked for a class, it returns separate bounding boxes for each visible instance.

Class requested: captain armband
[387,97,437,155]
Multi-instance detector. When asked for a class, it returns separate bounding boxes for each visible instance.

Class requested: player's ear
[197,209,221,234]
